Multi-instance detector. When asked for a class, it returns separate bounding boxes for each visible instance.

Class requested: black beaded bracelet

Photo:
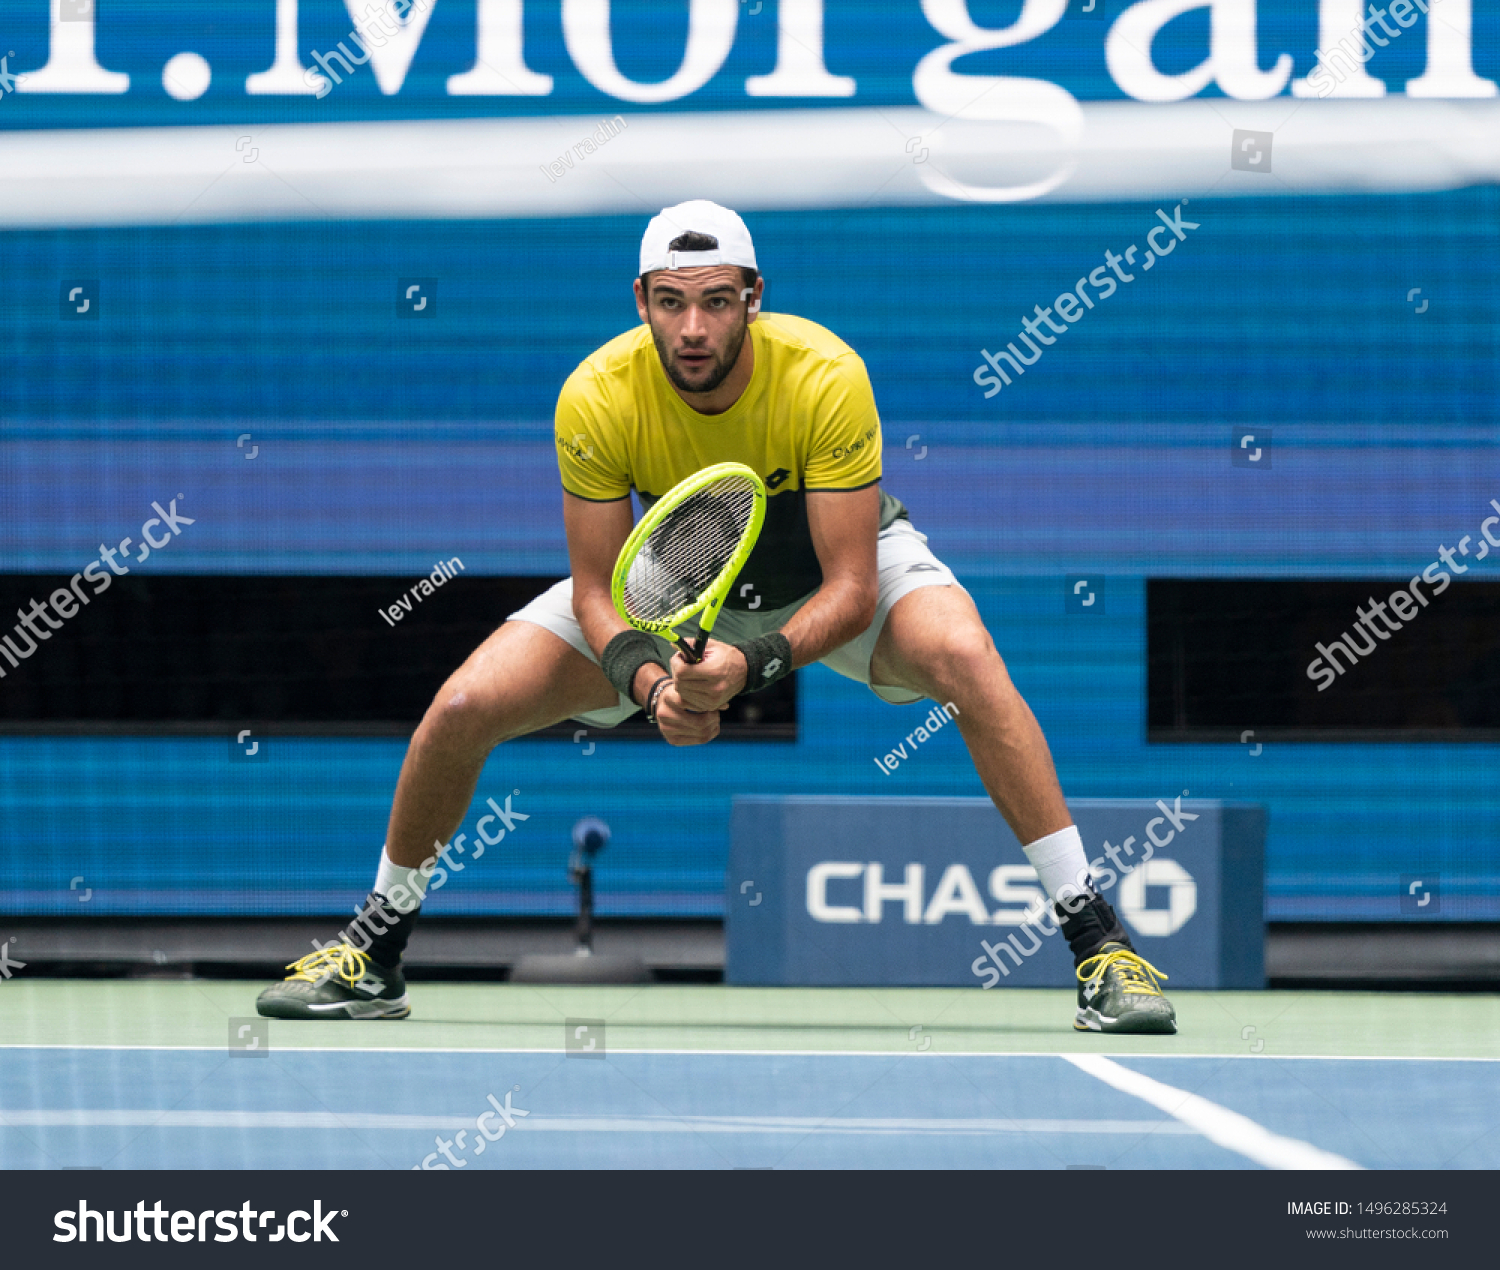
[643,674,673,724]
[734,632,793,694]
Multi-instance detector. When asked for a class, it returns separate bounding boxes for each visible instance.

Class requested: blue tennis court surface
[4,981,1497,1170]
[3,1048,1496,1171]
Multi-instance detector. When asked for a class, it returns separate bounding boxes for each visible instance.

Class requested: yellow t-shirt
[555,312,907,610]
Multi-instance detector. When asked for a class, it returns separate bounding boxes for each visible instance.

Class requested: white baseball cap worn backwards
[639,200,758,276]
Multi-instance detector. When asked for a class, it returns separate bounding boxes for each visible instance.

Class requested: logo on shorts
[905,563,940,574]
[765,468,791,490]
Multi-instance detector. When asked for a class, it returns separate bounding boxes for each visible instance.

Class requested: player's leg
[860,549,1175,1034]
[867,585,1175,1033]
[867,585,1127,943]
[870,584,1069,846]
[384,617,619,870]
[256,615,621,1020]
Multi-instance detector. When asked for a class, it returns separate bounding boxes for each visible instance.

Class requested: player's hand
[653,682,720,747]
[671,640,747,713]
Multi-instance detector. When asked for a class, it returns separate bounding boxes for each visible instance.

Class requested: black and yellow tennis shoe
[1074,943,1176,1034]
[255,944,410,1020]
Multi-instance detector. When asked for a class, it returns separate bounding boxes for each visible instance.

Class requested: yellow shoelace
[1077,947,1169,996]
[283,943,371,987]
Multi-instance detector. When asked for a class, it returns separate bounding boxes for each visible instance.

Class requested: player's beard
[651,316,748,397]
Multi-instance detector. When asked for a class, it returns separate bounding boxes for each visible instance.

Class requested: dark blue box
[727,797,1265,989]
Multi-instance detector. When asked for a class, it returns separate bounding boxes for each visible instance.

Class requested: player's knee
[924,624,1000,698]
[423,678,502,748]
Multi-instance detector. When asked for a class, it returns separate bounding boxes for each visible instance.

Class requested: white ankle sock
[373,847,428,913]
[1021,825,1093,905]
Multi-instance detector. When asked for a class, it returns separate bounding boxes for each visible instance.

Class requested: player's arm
[563,491,719,746]
[673,484,879,711]
[781,483,881,659]
[562,491,638,678]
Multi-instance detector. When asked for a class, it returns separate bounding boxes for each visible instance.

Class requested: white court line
[1064,1053,1363,1171]
[0,1109,1193,1136]
[0,1044,1495,1061]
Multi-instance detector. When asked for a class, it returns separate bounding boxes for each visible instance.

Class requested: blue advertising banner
[726,795,1266,988]
[0,1,1497,225]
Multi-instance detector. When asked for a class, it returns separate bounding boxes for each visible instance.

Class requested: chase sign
[727,795,1266,988]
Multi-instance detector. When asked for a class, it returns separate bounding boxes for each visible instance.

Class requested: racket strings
[621,475,758,623]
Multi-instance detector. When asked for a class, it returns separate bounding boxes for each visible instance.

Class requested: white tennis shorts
[509,518,962,727]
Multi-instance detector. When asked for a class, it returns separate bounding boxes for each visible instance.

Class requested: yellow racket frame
[611,462,766,662]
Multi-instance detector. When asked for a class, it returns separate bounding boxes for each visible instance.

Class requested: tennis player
[258,200,1176,1033]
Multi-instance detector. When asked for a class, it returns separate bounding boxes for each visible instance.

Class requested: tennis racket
[611,462,766,664]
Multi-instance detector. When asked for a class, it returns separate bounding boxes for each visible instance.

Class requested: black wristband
[602,630,667,704]
[734,632,793,694]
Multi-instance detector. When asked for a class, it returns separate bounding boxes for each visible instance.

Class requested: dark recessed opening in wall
[0,574,795,739]
[1148,578,1500,742]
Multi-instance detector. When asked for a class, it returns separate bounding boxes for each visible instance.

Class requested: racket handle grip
[672,636,713,714]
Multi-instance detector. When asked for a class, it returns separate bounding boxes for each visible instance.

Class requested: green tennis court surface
[3,981,1497,1056]
[4,983,1497,1170]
